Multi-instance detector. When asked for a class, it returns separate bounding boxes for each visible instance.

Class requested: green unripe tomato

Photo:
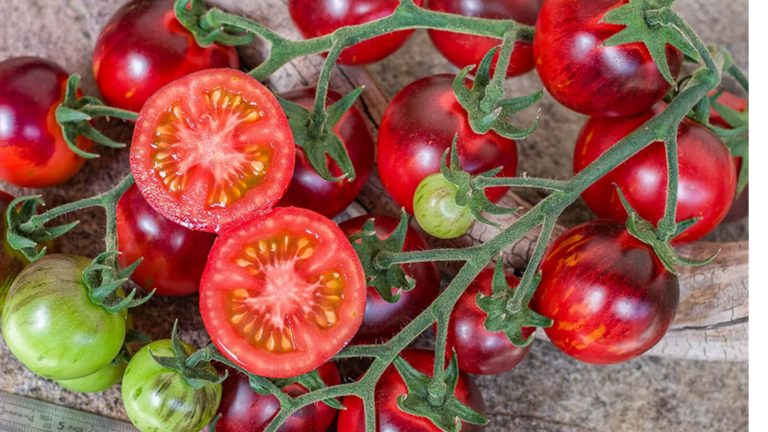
[413,173,474,239]
[2,254,127,380]
[56,359,126,393]
[122,340,222,432]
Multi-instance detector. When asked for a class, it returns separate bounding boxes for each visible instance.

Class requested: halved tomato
[130,69,295,233]
[199,207,366,378]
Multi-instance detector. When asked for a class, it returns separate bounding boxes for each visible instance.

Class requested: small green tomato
[56,359,126,393]
[413,173,474,239]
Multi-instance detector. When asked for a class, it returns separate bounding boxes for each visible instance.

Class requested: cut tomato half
[130,68,295,232]
[199,207,366,378]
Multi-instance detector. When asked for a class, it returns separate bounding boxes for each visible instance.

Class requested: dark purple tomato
[1,191,27,316]
[532,220,679,364]
[446,268,532,375]
[116,185,216,296]
[574,105,737,243]
[216,362,340,432]
[427,0,542,77]
[277,88,375,218]
[340,215,441,344]
[533,0,684,117]
[336,349,485,431]
[0,57,92,188]
[288,0,424,65]
[377,74,518,213]
[93,0,240,111]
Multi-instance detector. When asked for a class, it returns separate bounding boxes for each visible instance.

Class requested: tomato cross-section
[130,69,295,232]
[200,207,366,378]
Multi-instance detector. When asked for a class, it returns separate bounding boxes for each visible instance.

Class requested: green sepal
[394,353,487,432]
[207,414,222,432]
[475,259,552,347]
[709,90,748,194]
[602,0,700,87]
[349,211,415,304]
[4,196,79,261]
[277,88,361,182]
[83,251,154,313]
[174,0,254,47]
[272,370,345,410]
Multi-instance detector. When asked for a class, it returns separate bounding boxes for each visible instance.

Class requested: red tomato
[377,74,518,213]
[216,362,340,432]
[710,91,748,222]
[199,207,366,378]
[93,0,240,111]
[277,88,375,217]
[532,220,679,364]
[116,185,216,296]
[573,105,736,243]
[339,215,440,344]
[0,57,92,188]
[288,0,423,65]
[533,0,683,117]
[130,68,295,233]
[337,349,485,431]
[445,268,532,375]
[427,0,542,77]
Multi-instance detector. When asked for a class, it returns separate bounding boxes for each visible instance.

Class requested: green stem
[80,104,139,122]
[430,314,449,405]
[376,246,480,267]
[475,176,569,191]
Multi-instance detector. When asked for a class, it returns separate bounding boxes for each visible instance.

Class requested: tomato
[93,0,240,111]
[122,339,222,432]
[533,0,684,117]
[56,359,126,393]
[0,192,26,317]
[0,57,92,188]
[378,74,518,213]
[532,220,679,364]
[337,349,485,431]
[710,91,748,222]
[339,215,440,344]
[446,268,532,375]
[574,105,736,243]
[199,207,366,378]
[116,185,216,296]
[413,173,475,239]
[288,0,423,65]
[1,255,126,380]
[130,68,295,233]
[427,0,542,77]
[216,362,340,432]
[277,88,375,217]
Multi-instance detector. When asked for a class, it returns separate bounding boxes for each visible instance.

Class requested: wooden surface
[0,0,748,431]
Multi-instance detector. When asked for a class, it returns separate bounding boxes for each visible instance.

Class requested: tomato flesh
[131,68,295,232]
[200,207,366,378]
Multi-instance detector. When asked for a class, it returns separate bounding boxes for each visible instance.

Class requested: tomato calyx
[174,0,254,47]
[83,251,153,313]
[4,195,77,262]
[393,353,487,431]
[705,90,749,194]
[150,322,228,390]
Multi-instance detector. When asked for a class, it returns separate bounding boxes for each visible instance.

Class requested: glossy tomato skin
[117,185,216,296]
[447,268,532,375]
[0,192,26,316]
[56,360,126,393]
[574,105,736,243]
[1,255,127,380]
[378,74,518,213]
[288,0,423,65]
[277,89,375,217]
[533,0,683,117]
[216,362,340,432]
[0,57,91,188]
[93,0,240,111]
[428,0,542,77]
[123,339,222,432]
[340,215,440,344]
[337,349,486,431]
[532,220,679,364]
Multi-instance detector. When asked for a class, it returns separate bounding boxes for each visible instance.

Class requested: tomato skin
[122,339,222,432]
[532,220,679,364]
[277,88,375,218]
[117,185,216,296]
[533,0,683,117]
[413,173,475,240]
[337,349,485,431]
[446,268,532,375]
[216,362,340,432]
[378,74,518,213]
[1,255,126,380]
[288,0,423,65]
[574,105,736,243]
[0,192,26,317]
[339,215,440,344]
[93,0,240,111]
[427,0,542,77]
[0,57,92,188]
[56,360,126,393]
